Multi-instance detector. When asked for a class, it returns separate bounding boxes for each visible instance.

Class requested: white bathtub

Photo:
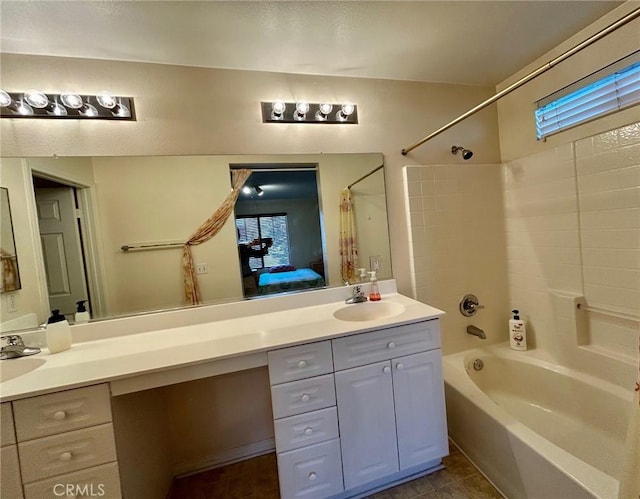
[443,344,633,499]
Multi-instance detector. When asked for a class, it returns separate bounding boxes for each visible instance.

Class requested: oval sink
[0,357,45,382]
[333,301,405,322]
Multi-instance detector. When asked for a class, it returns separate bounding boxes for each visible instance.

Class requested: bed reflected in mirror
[234,167,325,298]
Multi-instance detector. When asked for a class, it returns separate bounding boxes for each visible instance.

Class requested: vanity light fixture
[261,101,358,124]
[0,89,135,120]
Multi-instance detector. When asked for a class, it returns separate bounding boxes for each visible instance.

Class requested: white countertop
[0,286,444,402]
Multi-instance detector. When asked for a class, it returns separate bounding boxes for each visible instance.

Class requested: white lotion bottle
[75,300,90,324]
[46,309,72,353]
[509,309,527,351]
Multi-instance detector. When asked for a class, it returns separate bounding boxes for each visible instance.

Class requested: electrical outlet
[7,293,17,313]
[369,256,382,272]
[196,263,208,275]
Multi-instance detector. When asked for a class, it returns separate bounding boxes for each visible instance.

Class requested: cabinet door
[392,350,448,470]
[335,361,399,490]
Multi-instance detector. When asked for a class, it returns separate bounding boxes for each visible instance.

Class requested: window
[236,214,291,270]
[535,52,640,140]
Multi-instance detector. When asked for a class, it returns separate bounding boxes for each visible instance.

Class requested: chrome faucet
[345,285,368,304]
[0,335,41,360]
[466,325,487,339]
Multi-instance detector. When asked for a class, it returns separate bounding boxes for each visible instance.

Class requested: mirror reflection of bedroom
[233,167,325,297]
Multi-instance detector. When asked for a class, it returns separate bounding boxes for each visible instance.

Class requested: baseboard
[172,438,276,478]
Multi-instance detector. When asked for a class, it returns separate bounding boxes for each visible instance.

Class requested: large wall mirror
[0,153,391,333]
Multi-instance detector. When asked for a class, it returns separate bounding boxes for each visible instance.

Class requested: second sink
[0,357,45,382]
[333,301,405,322]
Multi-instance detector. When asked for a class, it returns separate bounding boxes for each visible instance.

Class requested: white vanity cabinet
[1,384,122,499]
[268,318,447,499]
[268,341,344,499]
[1,402,24,499]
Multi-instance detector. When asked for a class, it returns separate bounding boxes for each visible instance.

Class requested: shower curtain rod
[347,164,384,189]
[401,6,640,156]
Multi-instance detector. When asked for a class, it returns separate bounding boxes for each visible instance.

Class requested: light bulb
[0,90,11,108]
[61,93,84,109]
[271,100,286,118]
[242,186,251,194]
[315,103,333,121]
[255,186,264,196]
[336,103,355,121]
[24,90,50,109]
[293,101,309,121]
[319,103,333,115]
[96,91,117,109]
[340,104,355,116]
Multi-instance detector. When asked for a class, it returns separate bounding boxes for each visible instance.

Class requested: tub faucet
[345,285,368,304]
[0,335,41,360]
[466,325,486,340]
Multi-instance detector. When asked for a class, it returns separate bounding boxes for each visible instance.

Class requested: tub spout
[467,325,486,339]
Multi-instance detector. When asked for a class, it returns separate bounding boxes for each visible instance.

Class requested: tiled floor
[169,442,502,499]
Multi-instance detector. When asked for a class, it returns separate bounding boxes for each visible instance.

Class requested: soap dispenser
[75,300,90,324]
[358,268,367,284]
[368,271,381,301]
[509,309,527,351]
[46,309,72,353]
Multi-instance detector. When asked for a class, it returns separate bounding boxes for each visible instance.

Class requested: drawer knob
[383,366,391,374]
[301,393,310,402]
[304,427,313,436]
[308,472,317,481]
[59,451,73,462]
[387,341,396,349]
[396,363,404,370]
[297,360,307,369]
[53,410,67,421]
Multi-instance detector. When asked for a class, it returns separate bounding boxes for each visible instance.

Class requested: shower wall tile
[503,143,582,352]
[576,122,640,321]
[505,121,639,363]
[403,164,508,354]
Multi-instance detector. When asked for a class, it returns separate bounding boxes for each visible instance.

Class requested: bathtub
[443,344,633,499]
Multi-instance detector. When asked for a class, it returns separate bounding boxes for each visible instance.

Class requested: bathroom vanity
[0,282,446,498]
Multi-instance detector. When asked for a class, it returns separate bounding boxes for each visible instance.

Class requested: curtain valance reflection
[183,169,252,305]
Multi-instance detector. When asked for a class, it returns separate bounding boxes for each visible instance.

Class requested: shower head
[451,146,473,160]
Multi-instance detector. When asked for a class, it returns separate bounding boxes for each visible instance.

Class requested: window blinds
[535,55,640,140]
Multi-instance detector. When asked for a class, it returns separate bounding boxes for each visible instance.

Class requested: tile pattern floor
[169,442,502,499]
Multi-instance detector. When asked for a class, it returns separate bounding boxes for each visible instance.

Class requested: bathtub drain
[472,359,484,371]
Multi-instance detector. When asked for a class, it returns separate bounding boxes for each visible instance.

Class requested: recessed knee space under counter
[0,282,446,499]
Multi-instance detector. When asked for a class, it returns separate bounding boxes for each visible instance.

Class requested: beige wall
[0,53,501,307]
[497,2,640,161]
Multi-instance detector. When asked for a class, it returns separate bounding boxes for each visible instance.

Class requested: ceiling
[0,1,625,87]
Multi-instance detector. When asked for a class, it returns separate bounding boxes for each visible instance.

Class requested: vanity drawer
[18,423,117,483]
[1,402,16,446]
[1,444,24,499]
[13,384,112,441]
[271,374,336,419]
[275,407,339,453]
[23,462,121,499]
[332,320,440,371]
[268,341,333,385]
[277,438,344,499]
